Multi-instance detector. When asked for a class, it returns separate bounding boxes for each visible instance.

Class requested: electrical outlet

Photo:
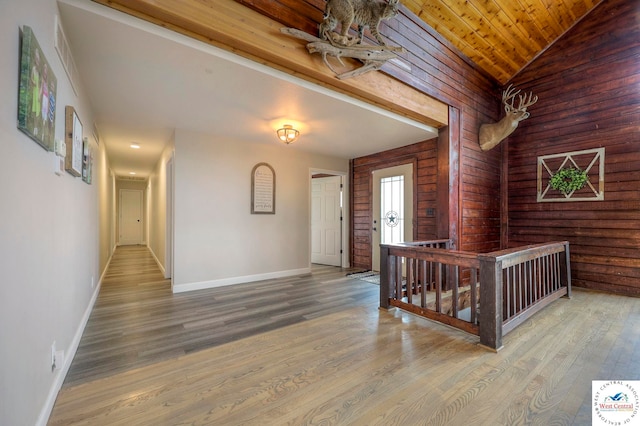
[51,341,56,372]
[55,349,65,370]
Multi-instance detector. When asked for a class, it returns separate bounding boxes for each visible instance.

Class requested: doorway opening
[310,170,347,267]
[119,189,144,245]
[372,163,414,271]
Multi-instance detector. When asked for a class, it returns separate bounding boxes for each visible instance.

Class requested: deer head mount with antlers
[479,84,538,151]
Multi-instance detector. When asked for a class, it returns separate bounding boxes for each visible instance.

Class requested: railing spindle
[519,264,524,313]
[505,269,511,319]
[538,257,543,298]
[546,255,551,295]
[406,257,413,305]
[471,268,478,324]
[395,256,403,300]
[452,265,459,318]
[515,266,519,316]
[528,260,535,303]
[435,262,442,313]
[420,259,427,307]
[523,262,529,307]
[556,253,560,290]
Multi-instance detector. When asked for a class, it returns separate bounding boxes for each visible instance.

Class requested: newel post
[479,254,503,350]
[380,245,391,309]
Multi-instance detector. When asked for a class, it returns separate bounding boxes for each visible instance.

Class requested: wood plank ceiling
[403,0,604,83]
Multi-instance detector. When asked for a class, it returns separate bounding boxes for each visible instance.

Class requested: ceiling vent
[54,15,79,96]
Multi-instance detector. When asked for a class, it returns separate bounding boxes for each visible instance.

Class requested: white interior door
[119,189,143,245]
[372,164,413,271]
[311,175,342,266]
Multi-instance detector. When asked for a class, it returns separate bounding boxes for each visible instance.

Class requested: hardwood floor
[63,246,377,386]
[50,246,639,425]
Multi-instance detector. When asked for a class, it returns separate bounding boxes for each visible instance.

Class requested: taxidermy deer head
[479,84,538,151]
[319,0,401,46]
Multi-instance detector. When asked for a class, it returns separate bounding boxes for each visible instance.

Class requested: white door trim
[311,175,342,266]
[372,163,414,271]
[119,189,144,245]
[309,168,349,268]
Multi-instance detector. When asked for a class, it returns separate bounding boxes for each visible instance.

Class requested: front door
[311,175,342,266]
[119,189,143,245]
[372,164,414,271]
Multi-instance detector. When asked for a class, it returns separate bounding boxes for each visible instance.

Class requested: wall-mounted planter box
[537,148,605,202]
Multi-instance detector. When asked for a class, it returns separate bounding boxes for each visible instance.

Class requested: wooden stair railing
[478,241,571,350]
[380,240,571,351]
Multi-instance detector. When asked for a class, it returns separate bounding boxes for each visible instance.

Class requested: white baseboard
[172,267,311,293]
[147,244,166,277]
[36,247,114,426]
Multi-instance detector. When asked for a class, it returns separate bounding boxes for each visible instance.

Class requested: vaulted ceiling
[403,0,604,83]
[58,0,605,177]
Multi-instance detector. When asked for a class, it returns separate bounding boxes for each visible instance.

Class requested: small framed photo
[65,106,83,177]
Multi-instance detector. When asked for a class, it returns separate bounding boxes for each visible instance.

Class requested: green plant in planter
[550,167,588,194]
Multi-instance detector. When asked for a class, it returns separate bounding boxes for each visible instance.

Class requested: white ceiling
[57,0,439,178]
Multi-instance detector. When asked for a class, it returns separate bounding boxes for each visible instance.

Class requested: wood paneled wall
[384,9,503,254]
[506,0,640,296]
[236,1,503,269]
[351,140,438,269]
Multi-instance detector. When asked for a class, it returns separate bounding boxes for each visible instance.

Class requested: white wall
[0,1,111,424]
[147,141,175,275]
[173,129,349,292]
[98,156,116,274]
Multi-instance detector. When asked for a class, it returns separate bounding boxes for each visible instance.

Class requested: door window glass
[380,175,404,245]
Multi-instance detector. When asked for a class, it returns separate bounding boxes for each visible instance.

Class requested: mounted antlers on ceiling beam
[281,27,404,80]
[280,0,404,79]
[479,84,538,151]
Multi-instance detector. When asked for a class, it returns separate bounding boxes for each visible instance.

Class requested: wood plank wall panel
[386,13,504,254]
[351,140,438,270]
[506,0,640,296]
[235,1,504,266]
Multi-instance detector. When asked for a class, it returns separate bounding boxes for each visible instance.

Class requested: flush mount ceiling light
[276,124,299,145]
[130,143,141,149]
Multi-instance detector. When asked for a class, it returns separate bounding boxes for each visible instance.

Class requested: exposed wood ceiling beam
[92,0,449,128]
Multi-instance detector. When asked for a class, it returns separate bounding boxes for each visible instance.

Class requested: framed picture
[65,106,83,177]
[17,26,57,151]
[251,163,276,214]
[82,137,93,184]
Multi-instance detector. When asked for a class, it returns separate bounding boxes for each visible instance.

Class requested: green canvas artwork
[17,26,57,151]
